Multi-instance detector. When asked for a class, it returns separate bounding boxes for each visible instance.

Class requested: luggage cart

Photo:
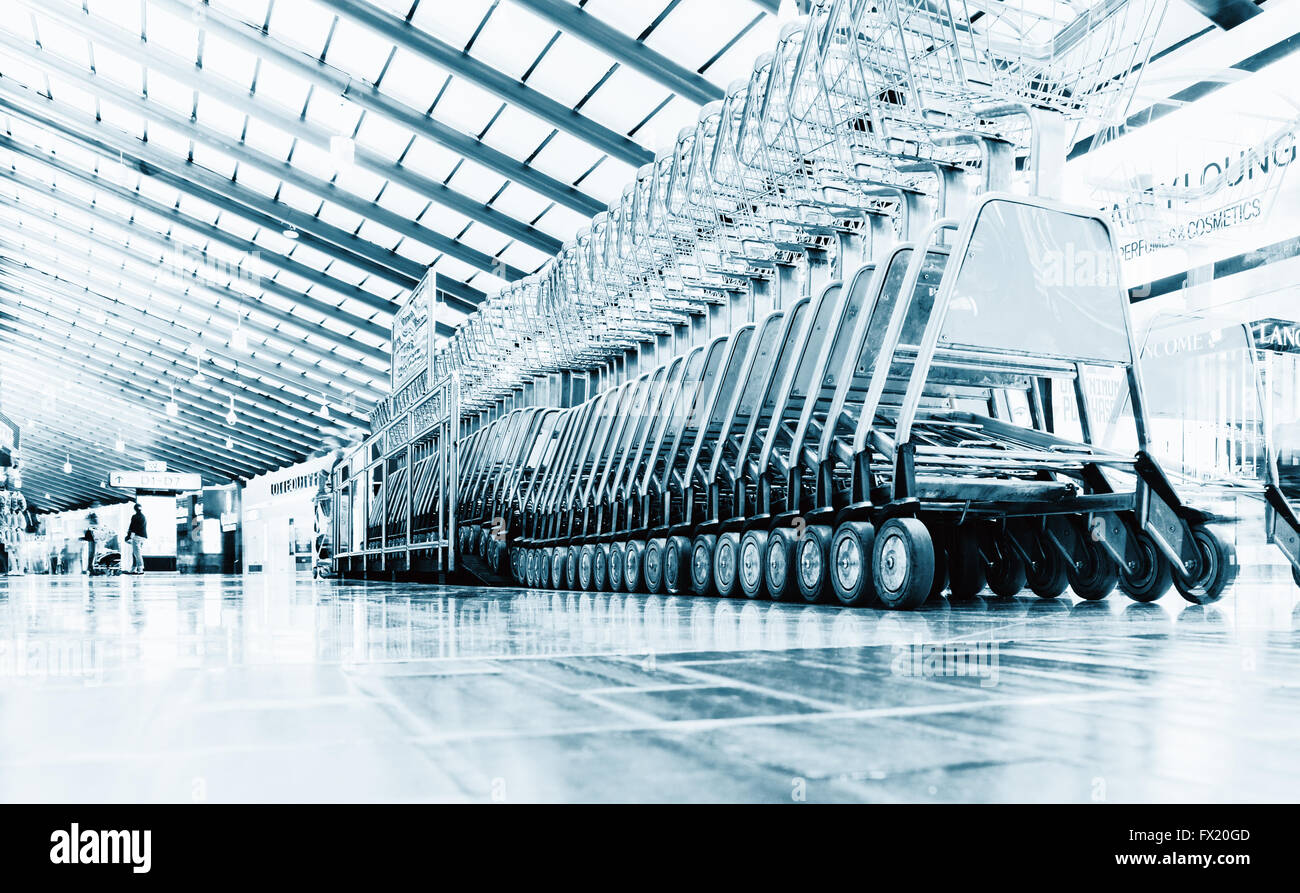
[1125,315,1300,589]
[806,194,1237,609]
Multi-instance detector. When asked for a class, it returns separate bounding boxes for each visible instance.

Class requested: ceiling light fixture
[62,453,72,475]
[282,228,299,240]
[115,435,125,453]
[225,395,238,427]
[166,385,179,418]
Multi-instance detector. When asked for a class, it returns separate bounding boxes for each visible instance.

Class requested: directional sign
[109,470,202,492]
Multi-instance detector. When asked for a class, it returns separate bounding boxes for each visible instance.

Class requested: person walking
[84,512,102,575]
[126,502,148,575]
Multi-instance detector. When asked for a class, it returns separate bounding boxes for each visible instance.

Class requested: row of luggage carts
[436,0,1252,608]
[454,190,1239,609]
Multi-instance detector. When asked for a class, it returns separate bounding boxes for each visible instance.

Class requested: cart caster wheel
[830,521,875,607]
[578,545,596,591]
[1117,532,1171,602]
[872,518,935,611]
[644,538,666,594]
[595,545,608,592]
[608,541,626,592]
[712,532,741,598]
[691,534,717,597]
[663,535,692,595]
[1067,536,1119,600]
[1292,563,1300,590]
[1027,532,1069,599]
[532,550,545,588]
[551,548,567,589]
[765,527,798,602]
[539,550,553,589]
[624,540,646,593]
[521,550,533,587]
[946,528,986,601]
[738,529,769,599]
[1173,526,1237,605]
[985,535,1027,598]
[796,525,833,604]
[477,530,489,559]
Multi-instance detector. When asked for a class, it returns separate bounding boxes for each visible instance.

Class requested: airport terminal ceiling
[0,0,1275,510]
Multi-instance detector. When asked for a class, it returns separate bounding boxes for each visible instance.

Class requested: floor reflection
[0,569,1297,803]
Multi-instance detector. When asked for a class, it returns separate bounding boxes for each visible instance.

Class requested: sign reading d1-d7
[108,470,202,492]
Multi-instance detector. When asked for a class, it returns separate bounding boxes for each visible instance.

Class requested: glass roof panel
[408,0,495,50]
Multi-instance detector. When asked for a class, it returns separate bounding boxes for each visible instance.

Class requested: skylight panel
[445,159,505,203]
[488,182,549,225]
[701,16,781,86]
[631,95,699,155]
[397,135,459,180]
[432,77,500,137]
[143,5,201,64]
[392,239,436,266]
[26,14,90,70]
[44,75,102,122]
[417,204,470,237]
[93,95,147,140]
[579,65,671,137]
[320,18,394,85]
[193,94,248,142]
[316,199,365,233]
[523,32,613,109]
[279,180,327,214]
[143,69,199,119]
[574,155,635,204]
[200,33,261,91]
[262,0,334,58]
[209,0,273,24]
[646,0,749,73]
[89,42,145,94]
[0,49,50,92]
[241,117,296,163]
[527,130,603,184]
[374,179,428,218]
[288,139,340,183]
[355,218,403,251]
[190,142,240,180]
[495,240,550,273]
[354,111,415,162]
[479,103,552,160]
[251,61,313,117]
[333,163,388,204]
[583,0,661,40]
[375,47,449,110]
[408,0,495,51]
[469,4,555,81]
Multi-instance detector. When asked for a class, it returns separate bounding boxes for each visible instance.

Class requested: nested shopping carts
[433,0,1251,608]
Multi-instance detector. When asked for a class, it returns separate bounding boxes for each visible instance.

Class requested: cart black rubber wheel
[713,532,741,598]
[608,541,626,592]
[765,527,798,602]
[624,540,646,593]
[872,518,935,611]
[551,548,567,589]
[643,538,666,594]
[984,535,1027,598]
[577,544,595,591]
[1173,526,1238,605]
[1117,533,1172,603]
[565,545,580,590]
[796,524,834,604]
[540,550,554,588]
[593,546,610,592]
[663,535,692,595]
[523,550,535,587]
[1026,533,1069,599]
[477,529,489,558]
[830,521,876,607]
[946,528,986,601]
[1067,537,1119,601]
[691,534,717,597]
[738,529,769,599]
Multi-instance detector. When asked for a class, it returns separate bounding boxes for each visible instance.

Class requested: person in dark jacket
[126,503,148,575]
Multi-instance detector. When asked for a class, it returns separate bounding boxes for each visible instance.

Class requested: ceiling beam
[0,77,526,283]
[0,226,389,376]
[135,0,604,217]
[0,189,391,348]
[310,0,654,167]
[0,87,425,289]
[0,134,408,318]
[0,21,562,259]
[507,0,724,106]
[0,281,361,451]
[0,309,328,461]
[0,259,385,412]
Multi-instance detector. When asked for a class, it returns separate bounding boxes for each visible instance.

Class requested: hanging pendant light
[115,434,125,453]
[166,385,179,418]
[225,395,238,427]
[62,453,72,475]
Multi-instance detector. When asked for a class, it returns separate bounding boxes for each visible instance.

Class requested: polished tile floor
[1,557,1298,803]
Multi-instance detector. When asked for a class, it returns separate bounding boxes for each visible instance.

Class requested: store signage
[270,471,327,496]
[1251,318,1300,353]
[391,273,437,390]
[109,470,202,491]
[143,460,167,472]
[220,511,239,532]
